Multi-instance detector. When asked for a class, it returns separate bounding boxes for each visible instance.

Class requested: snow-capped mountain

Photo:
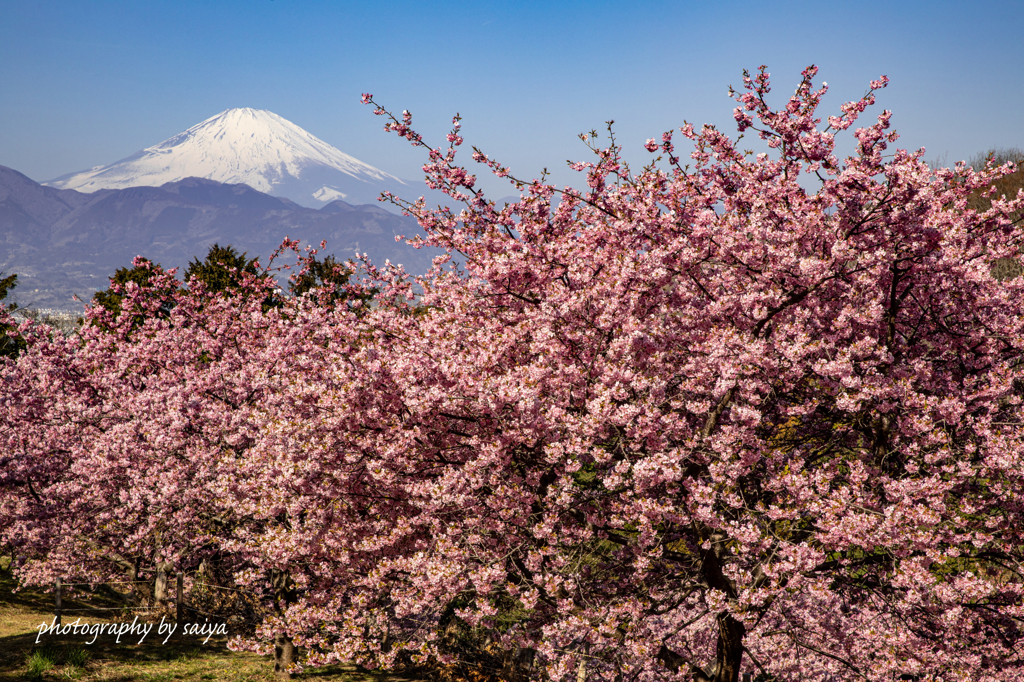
[45,108,411,207]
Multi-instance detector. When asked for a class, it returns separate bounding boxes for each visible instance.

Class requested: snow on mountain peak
[45,108,409,207]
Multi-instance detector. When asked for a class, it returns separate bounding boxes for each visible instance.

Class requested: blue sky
[2,0,1023,197]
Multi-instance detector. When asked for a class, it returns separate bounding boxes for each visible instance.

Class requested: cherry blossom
[3,66,1023,682]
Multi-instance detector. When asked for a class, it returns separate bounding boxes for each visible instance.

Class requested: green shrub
[25,647,55,680]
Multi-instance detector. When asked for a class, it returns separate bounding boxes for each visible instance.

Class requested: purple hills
[0,165,439,311]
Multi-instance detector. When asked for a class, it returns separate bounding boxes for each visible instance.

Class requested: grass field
[0,561,406,682]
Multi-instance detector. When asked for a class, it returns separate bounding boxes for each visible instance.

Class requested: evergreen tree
[91,258,178,333]
[289,254,373,312]
[185,243,284,311]
[184,244,260,294]
[0,272,24,358]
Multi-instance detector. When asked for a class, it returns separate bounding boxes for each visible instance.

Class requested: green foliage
[90,257,177,333]
[289,254,374,311]
[185,243,259,295]
[0,272,15,302]
[92,257,171,313]
[64,646,90,668]
[0,272,26,359]
[24,648,54,680]
[24,644,91,680]
[186,243,285,311]
[289,253,349,297]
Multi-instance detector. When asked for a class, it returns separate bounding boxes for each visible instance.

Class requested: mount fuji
[45,108,413,208]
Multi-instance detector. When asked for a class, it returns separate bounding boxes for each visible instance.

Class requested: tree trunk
[657,611,747,682]
[713,613,746,682]
[154,561,173,606]
[129,555,152,606]
[697,529,747,682]
[274,631,297,679]
[271,569,298,679]
[502,647,534,682]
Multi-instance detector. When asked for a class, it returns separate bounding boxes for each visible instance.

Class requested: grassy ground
[0,560,405,682]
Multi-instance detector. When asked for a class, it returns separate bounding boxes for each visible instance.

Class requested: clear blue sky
[2,0,1023,197]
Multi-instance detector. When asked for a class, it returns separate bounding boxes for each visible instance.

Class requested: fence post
[55,577,62,626]
[176,572,184,624]
[154,561,172,607]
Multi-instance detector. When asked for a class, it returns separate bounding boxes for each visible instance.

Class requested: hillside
[0,167,441,311]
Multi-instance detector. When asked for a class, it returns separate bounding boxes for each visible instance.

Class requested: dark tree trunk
[714,613,746,682]
[271,568,298,680]
[129,555,152,606]
[655,526,749,682]
[658,612,747,682]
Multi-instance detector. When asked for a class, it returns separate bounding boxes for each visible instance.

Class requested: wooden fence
[52,572,185,626]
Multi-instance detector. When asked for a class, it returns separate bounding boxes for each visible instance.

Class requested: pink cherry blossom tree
[0,247,388,676]
[3,66,1024,682]
[300,67,1024,682]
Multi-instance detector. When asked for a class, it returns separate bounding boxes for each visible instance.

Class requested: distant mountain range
[45,108,414,208]
[0,165,440,312]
